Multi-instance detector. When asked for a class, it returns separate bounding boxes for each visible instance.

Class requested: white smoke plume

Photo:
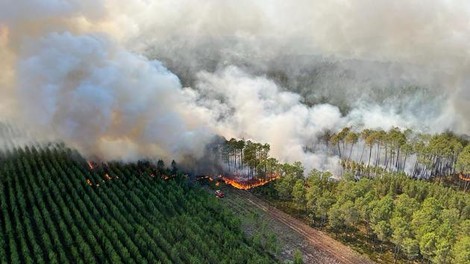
[0,0,214,161]
[0,0,469,172]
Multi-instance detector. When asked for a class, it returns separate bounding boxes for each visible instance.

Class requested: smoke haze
[0,0,469,171]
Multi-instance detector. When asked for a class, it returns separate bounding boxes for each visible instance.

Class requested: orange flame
[221,175,280,190]
[87,161,94,170]
[459,173,470,182]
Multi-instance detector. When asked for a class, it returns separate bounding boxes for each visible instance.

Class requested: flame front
[459,173,470,182]
[221,175,279,190]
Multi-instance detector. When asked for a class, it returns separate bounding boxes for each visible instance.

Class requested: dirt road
[225,189,374,264]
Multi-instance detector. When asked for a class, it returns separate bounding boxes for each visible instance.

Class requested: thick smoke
[17,32,213,160]
[128,0,469,132]
[0,0,214,161]
[0,0,469,172]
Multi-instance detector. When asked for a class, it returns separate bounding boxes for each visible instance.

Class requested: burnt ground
[218,187,375,264]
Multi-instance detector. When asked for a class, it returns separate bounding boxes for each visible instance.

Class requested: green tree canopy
[457,145,470,175]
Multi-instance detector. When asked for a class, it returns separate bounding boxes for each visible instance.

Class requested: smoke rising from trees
[0,0,468,172]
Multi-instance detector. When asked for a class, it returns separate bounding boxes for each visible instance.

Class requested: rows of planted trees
[0,145,277,264]
[256,169,470,263]
[324,127,470,179]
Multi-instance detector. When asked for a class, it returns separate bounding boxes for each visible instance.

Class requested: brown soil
[221,187,375,264]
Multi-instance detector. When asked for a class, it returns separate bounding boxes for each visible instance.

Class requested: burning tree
[212,138,293,189]
[211,138,306,190]
[231,139,273,178]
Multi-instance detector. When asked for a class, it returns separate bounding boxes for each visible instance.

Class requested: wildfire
[85,161,115,187]
[87,161,95,170]
[197,175,214,182]
[221,175,280,190]
[459,173,470,182]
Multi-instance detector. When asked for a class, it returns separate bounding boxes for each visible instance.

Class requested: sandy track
[235,190,374,264]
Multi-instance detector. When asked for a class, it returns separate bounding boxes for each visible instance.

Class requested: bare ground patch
[219,187,375,264]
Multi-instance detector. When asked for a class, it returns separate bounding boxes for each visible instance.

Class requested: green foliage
[259,170,470,263]
[292,180,306,208]
[0,146,277,263]
[222,138,279,179]
[274,174,297,200]
[401,238,420,260]
[452,236,470,264]
[293,249,303,264]
[457,145,470,175]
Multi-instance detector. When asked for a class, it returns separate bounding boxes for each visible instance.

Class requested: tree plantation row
[255,169,470,263]
[0,146,278,264]
[1,121,469,263]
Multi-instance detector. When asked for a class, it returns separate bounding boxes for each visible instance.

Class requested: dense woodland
[0,145,278,264]
[255,170,470,263]
[1,121,469,263]
[217,131,470,263]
